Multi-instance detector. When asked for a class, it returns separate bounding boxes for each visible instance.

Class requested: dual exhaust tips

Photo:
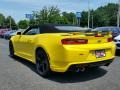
[75,67,86,72]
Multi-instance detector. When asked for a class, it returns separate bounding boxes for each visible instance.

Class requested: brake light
[95,35,104,37]
[95,34,104,37]
[61,39,88,44]
[108,38,113,42]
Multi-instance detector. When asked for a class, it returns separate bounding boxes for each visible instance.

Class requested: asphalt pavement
[0,38,120,90]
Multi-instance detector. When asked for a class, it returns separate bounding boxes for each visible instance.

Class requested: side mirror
[17,32,21,35]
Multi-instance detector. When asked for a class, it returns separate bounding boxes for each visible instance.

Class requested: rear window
[55,26,90,32]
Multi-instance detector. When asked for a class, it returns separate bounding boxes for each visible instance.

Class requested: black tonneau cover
[29,24,91,33]
[28,24,110,36]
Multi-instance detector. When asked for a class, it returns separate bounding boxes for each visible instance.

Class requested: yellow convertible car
[9,24,116,77]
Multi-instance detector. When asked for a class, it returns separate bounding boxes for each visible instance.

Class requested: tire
[36,49,51,77]
[9,41,15,57]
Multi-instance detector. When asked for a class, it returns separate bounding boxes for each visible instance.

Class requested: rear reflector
[61,39,88,45]
[108,38,113,42]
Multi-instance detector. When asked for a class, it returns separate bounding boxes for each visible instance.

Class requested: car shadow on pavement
[10,55,36,72]
[47,68,107,83]
[10,56,107,83]
[116,50,120,56]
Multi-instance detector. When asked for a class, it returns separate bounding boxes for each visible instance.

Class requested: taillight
[95,34,104,37]
[61,39,88,45]
[108,38,113,42]
[95,35,104,37]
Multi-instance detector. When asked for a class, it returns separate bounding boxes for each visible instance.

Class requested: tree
[80,3,118,28]
[94,3,118,27]
[62,12,77,25]
[29,19,37,26]
[48,6,61,24]
[37,7,49,24]
[5,16,18,30]
[0,13,5,28]
[37,6,61,24]
[104,3,118,26]
[80,11,88,27]
[18,20,28,29]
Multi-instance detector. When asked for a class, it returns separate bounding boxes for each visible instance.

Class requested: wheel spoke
[42,62,47,73]
[9,43,14,57]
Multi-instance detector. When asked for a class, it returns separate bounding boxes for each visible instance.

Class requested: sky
[0,0,118,22]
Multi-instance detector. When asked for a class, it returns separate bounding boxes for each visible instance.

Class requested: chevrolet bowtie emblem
[98,40,101,43]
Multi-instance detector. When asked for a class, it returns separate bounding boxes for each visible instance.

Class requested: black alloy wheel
[9,41,15,57]
[36,49,51,77]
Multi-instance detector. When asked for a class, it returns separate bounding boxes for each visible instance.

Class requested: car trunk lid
[60,31,112,44]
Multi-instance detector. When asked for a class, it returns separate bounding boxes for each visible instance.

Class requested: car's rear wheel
[9,41,15,57]
[36,49,51,77]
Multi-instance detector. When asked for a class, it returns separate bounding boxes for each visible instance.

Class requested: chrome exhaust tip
[75,68,80,72]
[75,67,85,72]
[79,67,85,72]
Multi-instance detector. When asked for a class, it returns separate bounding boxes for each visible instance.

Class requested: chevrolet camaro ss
[9,24,116,77]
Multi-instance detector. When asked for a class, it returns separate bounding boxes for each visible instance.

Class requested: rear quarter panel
[34,34,66,63]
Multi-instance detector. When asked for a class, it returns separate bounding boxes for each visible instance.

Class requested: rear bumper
[68,59,114,71]
[50,43,116,72]
[51,58,115,72]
